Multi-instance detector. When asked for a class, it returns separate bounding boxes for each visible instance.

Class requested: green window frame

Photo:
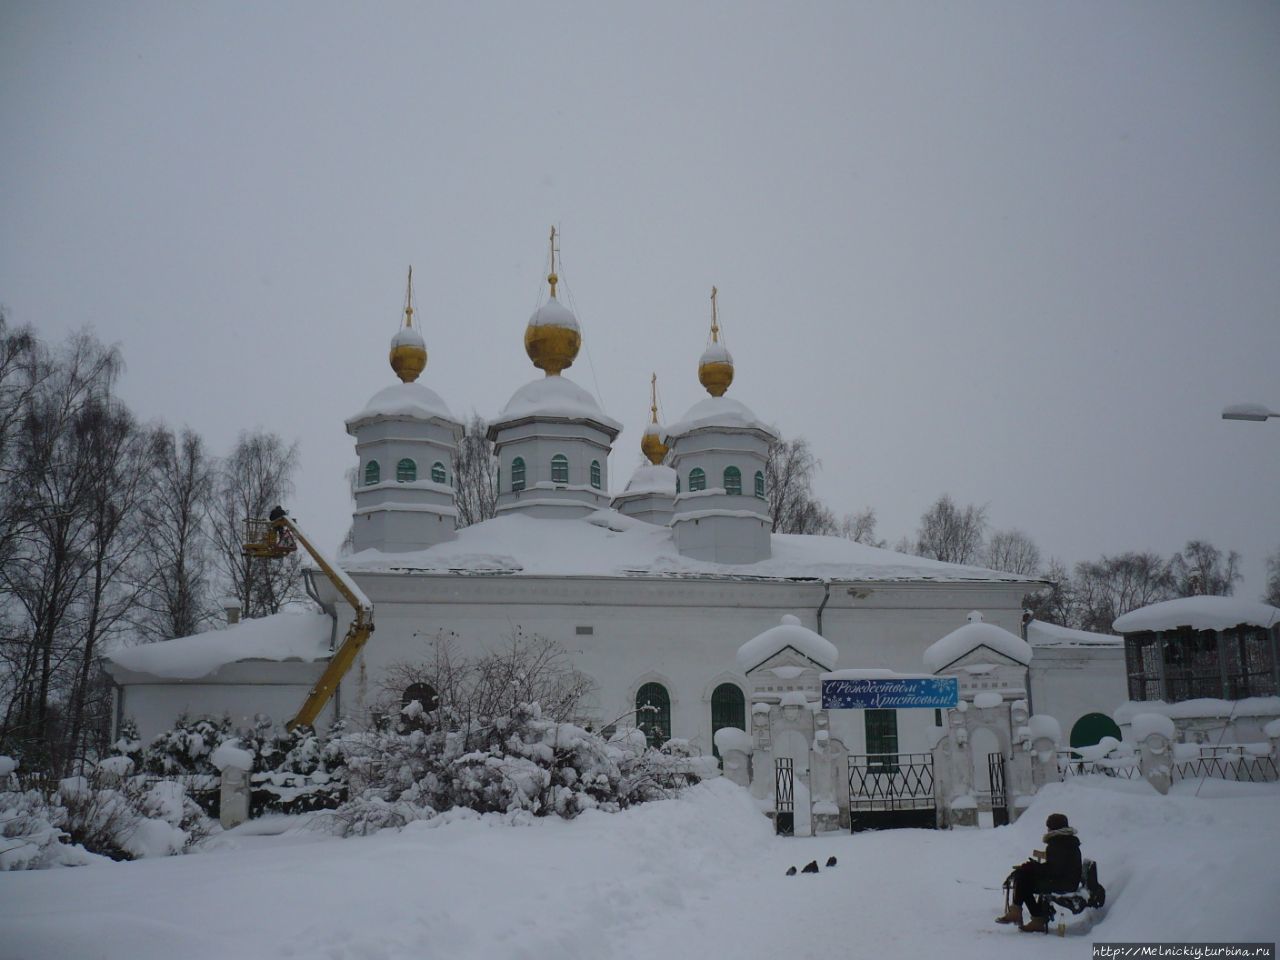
[511,457,526,492]
[364,460,381,486]
[396,458,416,483]
[431,461,446,484]
[551,454,569,484]
[866,709,899,772]
[723,466,741,495]
[636,682,671,749]
[710,683,746,759]
[590,460,601,489]
[688,467,706,492]
[754,470,765,499]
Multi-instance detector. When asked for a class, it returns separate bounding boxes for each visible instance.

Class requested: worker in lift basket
[995,812,1082,933]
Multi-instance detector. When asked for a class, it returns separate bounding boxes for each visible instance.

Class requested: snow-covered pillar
[1028,714,1063,792]
[1005,699,1035,822]
[810,730,843,834]
[1133,714,1176,796]
[212,741,254,829]
[714,728,753,789]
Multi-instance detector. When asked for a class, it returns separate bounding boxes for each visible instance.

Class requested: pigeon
[826,856,838,868]
[785,866,797,876]
[801,860,820,874]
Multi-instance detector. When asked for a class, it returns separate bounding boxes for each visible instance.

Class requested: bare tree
[1072,552,1173,635]
[840,507,885,547]
[135,426,215,641]
[209,430,303,619]
[984,528,1042,576]
[913,494,988,565]
[1168,540,1241,597]
[1023,557,1078,628]
[1265,546,1280,608]
[453,414,497,529]
[766,436,837,535]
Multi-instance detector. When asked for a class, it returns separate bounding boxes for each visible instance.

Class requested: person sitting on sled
[996,812,1082,933]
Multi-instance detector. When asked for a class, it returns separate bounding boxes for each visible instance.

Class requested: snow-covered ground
[3,776,1277,960]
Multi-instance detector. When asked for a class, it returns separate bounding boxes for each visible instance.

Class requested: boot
[1020,915,1048,934]
[995,904,1023,925]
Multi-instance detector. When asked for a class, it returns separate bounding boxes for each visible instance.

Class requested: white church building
[105,259,1128,764]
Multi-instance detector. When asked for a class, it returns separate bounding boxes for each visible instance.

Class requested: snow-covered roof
[104,612,332,680]
[347,381,458,429]
[736,614,838,672]
[490,375,623,434]
[619,464,676,496]
[1113,695,1280,723]
[665,396,777,440]
[1112,596,1280,634]
[1025,619,1122,647]
[342,510,1046,584]
[923,612,1033,673]
[527,296,579,332]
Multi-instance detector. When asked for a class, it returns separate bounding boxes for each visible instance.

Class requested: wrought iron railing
[848,752,934,811]
[1171,746,1278,784]
[1057,752,1142,780]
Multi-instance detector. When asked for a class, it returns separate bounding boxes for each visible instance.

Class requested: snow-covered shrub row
[0,758,215,869]
[109,715,348,817]
[323,701,713,837]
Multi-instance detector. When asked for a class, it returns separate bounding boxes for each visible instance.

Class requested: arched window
[635,682,671,749]
[431,461,446,484]
[688,467,706,492]
[590,460,601,489]
[511,457,526,492]
[396,458,416,483]
[710,683,746,759]
[676,475,681,494]
[401,682,438,713]
[754,471,765,499]
[364,460,380,486]
[1069,713,1123,749]
[551,454,569,484]
[723,466,742,495]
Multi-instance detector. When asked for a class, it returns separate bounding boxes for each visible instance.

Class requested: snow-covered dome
[736,614,838,672]
[491,375,623,433]
[524,297,582,375]
[347,381,457,429]
[623,463,676,495]
[1113,596,1280,634]
[923,614,1032,673]
[666,395,776,440]
[641,420,668,465]
[527,297,580,333]
[698,340,734,397]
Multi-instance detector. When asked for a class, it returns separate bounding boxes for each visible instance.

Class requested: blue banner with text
[822,677,958,710]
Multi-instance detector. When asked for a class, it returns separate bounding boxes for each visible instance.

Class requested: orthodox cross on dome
[698,284,735,397]
[547,225,560,299]
[403,265,415,328]
[389,265,427,383]
[650,372,660,423]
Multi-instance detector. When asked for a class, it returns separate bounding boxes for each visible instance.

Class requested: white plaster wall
[1028,646,1128,736]
[119,681,335,742]
[351,416,461,552]
[493,422,615,516]
[315,574,1034,759]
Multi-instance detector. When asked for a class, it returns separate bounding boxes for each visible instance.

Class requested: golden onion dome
[524,296,581,376]
[641,421,668,465]
[698,285,734,397]
[390,267,427,383]
[698,341,734,397]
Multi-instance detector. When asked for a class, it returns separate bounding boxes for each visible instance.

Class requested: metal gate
[986,752,1009,827]
[774,758,795,836]
[847,752,936,831]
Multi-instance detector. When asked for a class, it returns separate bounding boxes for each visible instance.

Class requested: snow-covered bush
[0,768,216,868]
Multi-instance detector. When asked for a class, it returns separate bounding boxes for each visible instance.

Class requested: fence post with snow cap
[212,741,254,829]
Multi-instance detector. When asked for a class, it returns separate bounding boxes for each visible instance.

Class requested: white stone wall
[492,421,615,517]
[1028,645,1128,740]
[314,573,1030,758]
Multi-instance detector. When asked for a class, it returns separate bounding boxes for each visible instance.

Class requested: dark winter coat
[1041,826,1083,893]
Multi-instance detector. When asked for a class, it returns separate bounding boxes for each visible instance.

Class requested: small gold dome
[698,357,734,397]
[641,424,668,465]
[390,339,427,383]
[525,298,581,376]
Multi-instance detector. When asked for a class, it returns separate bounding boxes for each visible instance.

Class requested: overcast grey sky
[2,1,1277,599]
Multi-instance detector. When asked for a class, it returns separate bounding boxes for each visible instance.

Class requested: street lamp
[1221,403,1278,422]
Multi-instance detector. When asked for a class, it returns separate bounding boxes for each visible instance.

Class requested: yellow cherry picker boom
[242,506,374,731]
